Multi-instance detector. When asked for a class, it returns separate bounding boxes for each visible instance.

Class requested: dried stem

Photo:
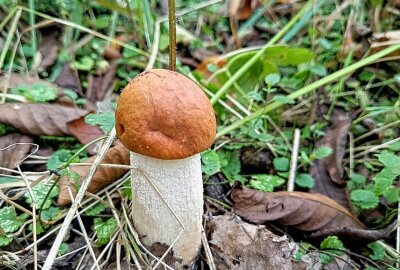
[168,0,176,71]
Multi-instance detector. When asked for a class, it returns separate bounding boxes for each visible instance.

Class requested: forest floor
[0,0,399,269]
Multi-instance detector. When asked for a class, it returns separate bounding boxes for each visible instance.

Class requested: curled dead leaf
[308,219,398,244]
[311,108,353,211]
[58,141,129,206]
[0,133,34,174]
[0,103,89,136]
[232,184,365,231]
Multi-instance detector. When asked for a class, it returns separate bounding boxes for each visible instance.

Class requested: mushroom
[115,69,216,267]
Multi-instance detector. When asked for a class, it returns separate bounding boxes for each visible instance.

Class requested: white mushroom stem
[130,152,203,267]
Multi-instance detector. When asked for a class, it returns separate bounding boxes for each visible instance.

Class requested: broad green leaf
[11,83,58,103]
[313,146,333,160]
[388,142,400,151]
[0,207,25,233]
[372,168,396,195]
[218,151,241,181]
[295,173,315,188]
[86,203,107,216]
[85,112,115,133]
[350,173,366,184]
[40,206,60,221]
[382,187,399,203]
[320,236,344,252]
[263,46,314,66]
[350,189,379,209]
[250,174,286,192]
[24,182,59,209]
[320,236,344,264]
[273,157,290,171]
[272,95,295,104]
[0,235,12,247]
[264,73,280,86]
[376,151,400,175]
[58,243,69,256]
[47,149,73,170]
[368,242,385,261]
[201,150,221,175]
[94,217,118,246]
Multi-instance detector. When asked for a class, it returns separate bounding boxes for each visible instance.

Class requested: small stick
[42,128,117,270]
[201,227,216,270]
[287,129,301,192]
[168,0,176,71]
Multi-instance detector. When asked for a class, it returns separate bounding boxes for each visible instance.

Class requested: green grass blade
[0,8,22,71]
[210,0,313,105]
[216,43,400,138]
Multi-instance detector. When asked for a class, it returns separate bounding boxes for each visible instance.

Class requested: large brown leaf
[311,108,352,210]
[58,141,129,206]
[0,103,89,136]
[0,133,33,175]
[232,185,365,231]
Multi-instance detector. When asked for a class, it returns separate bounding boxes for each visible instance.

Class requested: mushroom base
[130,152,203,268]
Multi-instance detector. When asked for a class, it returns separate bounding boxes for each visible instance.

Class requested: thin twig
[168,0,176,71]
[287,129,301,192]
[146,0,223,70]
[42,128,117,270]
[67,188,101,270]
[201,227,216,270]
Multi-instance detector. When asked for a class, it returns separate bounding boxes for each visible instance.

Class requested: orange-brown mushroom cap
[115,69,217,160]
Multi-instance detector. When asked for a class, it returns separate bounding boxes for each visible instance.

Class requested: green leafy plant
[24,181,59,209]
[201,150,221,176]
[11,82,58,103]
[94,217,118,246]
[312,146,333,160]
[85,112,116,133]
[0,207,29,246]
[320,236,345,264]
[295,173,315,188]
[250,174,285,192]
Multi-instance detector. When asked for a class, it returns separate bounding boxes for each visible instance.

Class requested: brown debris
[207,214,321,270]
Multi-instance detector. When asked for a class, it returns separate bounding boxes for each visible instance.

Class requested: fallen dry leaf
[58,141,129,206]
[310,108,353,210]
[67,116,104,155]
[232,185,365,231]
[207,214,321,270]
[0,133,34,175]
[0,103,89,136]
